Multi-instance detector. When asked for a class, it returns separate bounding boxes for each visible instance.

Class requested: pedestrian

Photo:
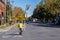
[18,21,24,35]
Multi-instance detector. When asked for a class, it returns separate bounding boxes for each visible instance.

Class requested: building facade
[0,0,6,25]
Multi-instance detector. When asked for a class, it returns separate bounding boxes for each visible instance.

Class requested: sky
[10,0,41,17]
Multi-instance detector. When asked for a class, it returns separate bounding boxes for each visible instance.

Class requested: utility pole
[9,0,14,19]
[25,4,30,20]
[5,0,8,23]
[9,0,14,25]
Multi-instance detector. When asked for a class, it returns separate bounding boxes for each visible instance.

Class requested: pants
[19,28,23,35]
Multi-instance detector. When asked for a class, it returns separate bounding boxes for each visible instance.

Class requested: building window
[2,12,3,16]
[0,20,1,25]
[2,12,4,19]
[0,14,1,18]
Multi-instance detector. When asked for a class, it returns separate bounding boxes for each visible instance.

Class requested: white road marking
[2,35,11,38]
[12,35,23,38]
[2,35,23,38]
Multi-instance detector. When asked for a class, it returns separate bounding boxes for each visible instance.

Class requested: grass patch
[0,23,9,29]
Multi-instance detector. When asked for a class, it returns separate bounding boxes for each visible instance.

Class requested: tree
[32,0,60,23]
[13,7,25,21]
[6,2,12,23]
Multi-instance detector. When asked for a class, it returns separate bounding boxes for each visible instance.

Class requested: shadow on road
[32,23,60,28]
[8,34,19,35]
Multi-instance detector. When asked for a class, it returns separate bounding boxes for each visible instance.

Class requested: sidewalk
[0,23,18,32]
[0,23,26,32]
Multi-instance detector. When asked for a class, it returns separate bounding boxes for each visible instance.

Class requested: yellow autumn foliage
[13,7,25,21]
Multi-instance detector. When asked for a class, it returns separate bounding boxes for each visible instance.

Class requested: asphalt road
[0,23,60,40]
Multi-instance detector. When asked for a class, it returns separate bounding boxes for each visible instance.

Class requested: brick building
[0,0,6,25]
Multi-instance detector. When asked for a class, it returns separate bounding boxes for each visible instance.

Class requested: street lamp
[26,4,30,10]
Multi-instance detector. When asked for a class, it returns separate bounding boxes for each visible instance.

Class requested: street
[0,23,60,40]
